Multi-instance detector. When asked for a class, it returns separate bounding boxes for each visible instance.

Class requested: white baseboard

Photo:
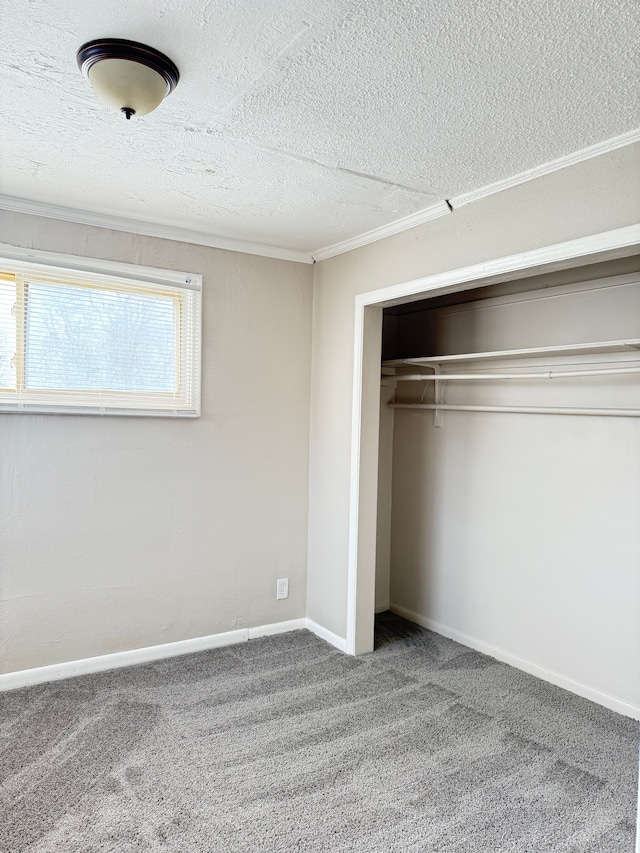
[248,618,306,639]
[305,618,348,653]
[0,618,306,692]
[389,603,640,721]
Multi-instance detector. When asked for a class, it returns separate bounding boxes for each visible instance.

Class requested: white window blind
[0,257,201,416]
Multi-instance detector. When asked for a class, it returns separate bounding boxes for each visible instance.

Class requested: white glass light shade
[77,39,179,120]
[88,59,168,116]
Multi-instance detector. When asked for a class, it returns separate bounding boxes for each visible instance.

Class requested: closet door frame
[346,224,640,657]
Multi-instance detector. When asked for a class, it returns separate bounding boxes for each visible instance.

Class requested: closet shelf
[383,338,640,367]
[387,366,640,382]
[383,338,640,422]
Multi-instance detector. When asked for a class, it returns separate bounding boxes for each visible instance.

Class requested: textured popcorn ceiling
[1,0,639,252]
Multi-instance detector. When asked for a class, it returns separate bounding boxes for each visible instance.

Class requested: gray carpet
[0,612,637,852]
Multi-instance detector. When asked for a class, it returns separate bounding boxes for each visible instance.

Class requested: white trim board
[0,618,307,692]
[305,619,348,653]
[357,224,640,310]
[0,617,352,692]
[311,202,451,262]
[389,603,640,721]
[312,127,640,260]
[0,196,314,266]
[450,127,640,209]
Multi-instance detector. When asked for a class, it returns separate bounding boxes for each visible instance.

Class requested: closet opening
[346,226,640,723]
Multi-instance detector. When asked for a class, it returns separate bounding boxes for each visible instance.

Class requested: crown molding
[311,201,451,262]
[3,129,638,267]
[311,128,640,262]
[450,127,640,208]
[0,196,315,265]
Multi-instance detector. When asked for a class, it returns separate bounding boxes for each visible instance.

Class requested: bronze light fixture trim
[77,38,180,119]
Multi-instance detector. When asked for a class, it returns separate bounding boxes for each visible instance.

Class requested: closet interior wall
[376,257,640,713]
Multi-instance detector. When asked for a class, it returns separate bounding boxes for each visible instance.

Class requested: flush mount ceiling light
[77,38,179,120]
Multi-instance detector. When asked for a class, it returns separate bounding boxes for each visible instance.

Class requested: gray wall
[307,141,640,641]
[0,212,313,673]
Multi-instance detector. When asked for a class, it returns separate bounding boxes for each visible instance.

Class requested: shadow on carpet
[0,612,637,852]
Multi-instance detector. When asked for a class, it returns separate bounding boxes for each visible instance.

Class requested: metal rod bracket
[433,366,446,428]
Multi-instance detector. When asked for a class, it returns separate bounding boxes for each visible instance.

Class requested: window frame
[0,245,202,417]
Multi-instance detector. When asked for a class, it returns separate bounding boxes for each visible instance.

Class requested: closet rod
[388,366,640,382]
[390,403,640,418]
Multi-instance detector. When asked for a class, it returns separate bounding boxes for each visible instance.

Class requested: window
[0,252,201,416]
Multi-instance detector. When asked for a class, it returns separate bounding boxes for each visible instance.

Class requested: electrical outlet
[276,578,289,600]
